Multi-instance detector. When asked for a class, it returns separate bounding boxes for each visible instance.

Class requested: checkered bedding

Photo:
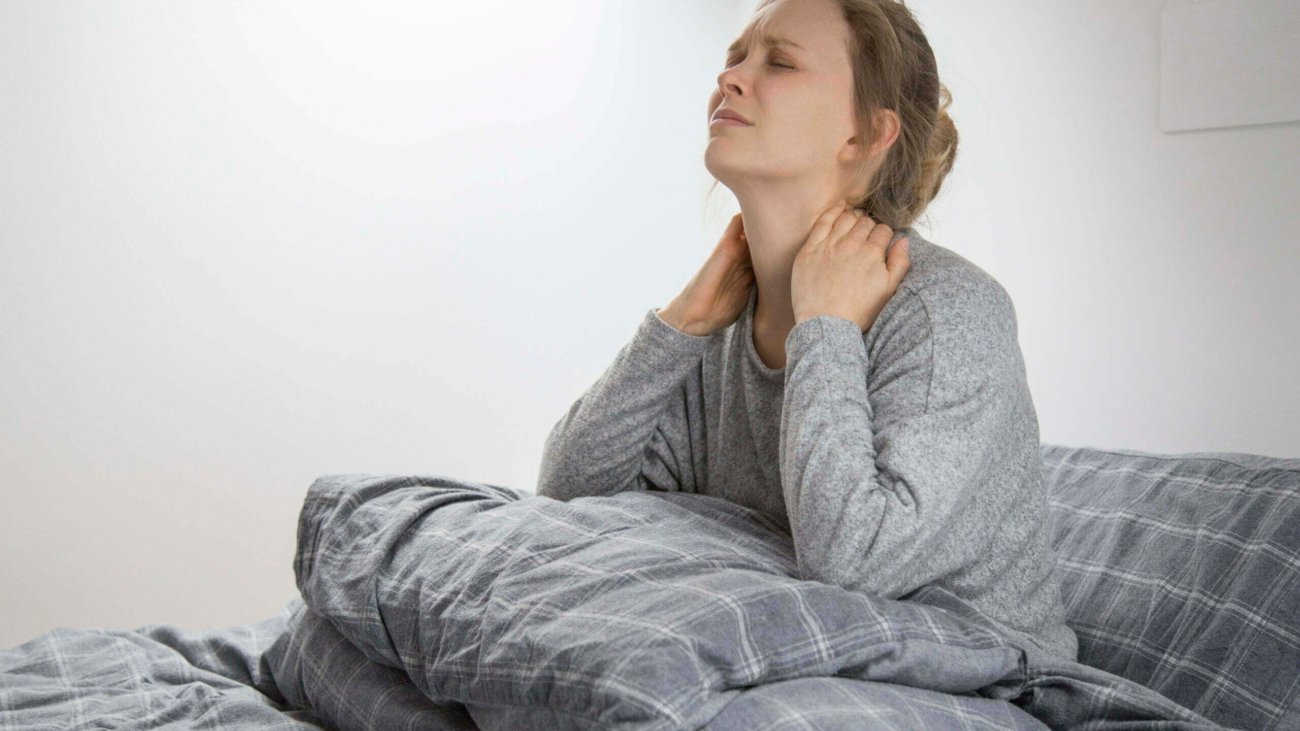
[1041,444,1300,730]
[3,444,1295,730]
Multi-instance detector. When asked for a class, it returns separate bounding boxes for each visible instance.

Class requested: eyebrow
[727,33,806,54]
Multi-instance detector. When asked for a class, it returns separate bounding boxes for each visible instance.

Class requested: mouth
[711,108,753,125]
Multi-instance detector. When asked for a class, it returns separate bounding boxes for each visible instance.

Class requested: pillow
[1041,443,1300,730]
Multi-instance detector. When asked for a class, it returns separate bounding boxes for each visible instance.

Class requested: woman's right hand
[658,213,755,336]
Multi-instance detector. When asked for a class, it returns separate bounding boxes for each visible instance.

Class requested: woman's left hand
[791,202,911,333]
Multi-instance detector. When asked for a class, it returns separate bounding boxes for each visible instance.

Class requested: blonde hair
[708,0,958,230]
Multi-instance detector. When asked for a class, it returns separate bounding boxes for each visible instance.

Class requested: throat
[750,287,796,371]
[751,317,789,371]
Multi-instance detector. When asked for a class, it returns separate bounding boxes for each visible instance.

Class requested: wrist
[658,301,712,336]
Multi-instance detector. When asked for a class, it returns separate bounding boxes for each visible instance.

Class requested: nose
[716,65,745,101]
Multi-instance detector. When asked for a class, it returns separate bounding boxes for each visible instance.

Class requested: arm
[779,280,1024,599]
[535,307,711,501]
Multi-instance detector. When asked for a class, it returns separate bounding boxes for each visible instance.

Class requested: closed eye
[725,56,795,70]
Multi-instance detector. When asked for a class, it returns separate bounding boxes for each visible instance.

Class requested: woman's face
[706,0,862,190]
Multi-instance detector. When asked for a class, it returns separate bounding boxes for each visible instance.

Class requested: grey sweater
[536,227,1079,663]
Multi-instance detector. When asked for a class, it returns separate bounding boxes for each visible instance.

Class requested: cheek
[800,99,853,142]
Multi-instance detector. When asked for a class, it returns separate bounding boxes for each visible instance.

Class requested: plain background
[1,0,1296,648]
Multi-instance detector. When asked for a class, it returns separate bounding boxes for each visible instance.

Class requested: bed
[2,443,1296,730]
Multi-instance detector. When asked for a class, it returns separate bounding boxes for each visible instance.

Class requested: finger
[840,215,875,249]
[864,222,894,255]
[851,209,879,235]
[827,207,861,243]
[887,236,911,283]
[807,201,848,245]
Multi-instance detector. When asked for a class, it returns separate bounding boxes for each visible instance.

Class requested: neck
[734,184,852,336]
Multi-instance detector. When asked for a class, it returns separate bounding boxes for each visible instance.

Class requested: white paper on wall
[1160,0,1300,132]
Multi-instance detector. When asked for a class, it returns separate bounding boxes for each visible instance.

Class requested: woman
[537,0,1079,663]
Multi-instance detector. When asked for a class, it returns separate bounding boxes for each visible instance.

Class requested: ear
[842,108,902,166]
[868,108,901,158]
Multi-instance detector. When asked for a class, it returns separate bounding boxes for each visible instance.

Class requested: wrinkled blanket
[281,473,1231,730]
[0,604,323,729]
[1,473,1239,730]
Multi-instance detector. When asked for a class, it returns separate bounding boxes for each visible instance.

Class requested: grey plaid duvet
[0,603,322,729]
[1,462,1276,729]
[1041,444,1300,730]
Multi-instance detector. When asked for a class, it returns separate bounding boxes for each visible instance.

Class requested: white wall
[1,0,1296,648]
[0,0,742,647]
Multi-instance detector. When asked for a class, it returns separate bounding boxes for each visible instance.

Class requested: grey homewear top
[536,226,1079,663]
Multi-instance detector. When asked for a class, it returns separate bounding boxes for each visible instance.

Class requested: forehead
[727,0,846,58]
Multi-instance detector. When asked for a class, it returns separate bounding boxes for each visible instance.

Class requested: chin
[703,148,749,184]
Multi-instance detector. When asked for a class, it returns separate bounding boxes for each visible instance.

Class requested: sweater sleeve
[778,281,1023,599]
[535,306,711,501]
